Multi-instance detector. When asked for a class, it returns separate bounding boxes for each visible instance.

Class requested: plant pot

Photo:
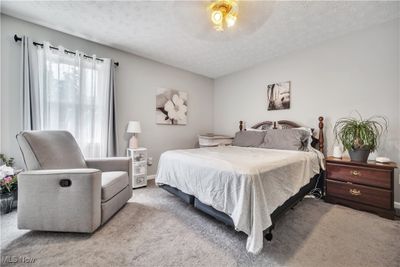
[349,148,370,162]
[0,192,15,214]
[12,190,18,209]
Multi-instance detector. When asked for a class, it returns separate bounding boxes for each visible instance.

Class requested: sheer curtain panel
[20,37,117,158]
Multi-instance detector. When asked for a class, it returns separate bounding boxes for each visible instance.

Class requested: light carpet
[1,180,399,267]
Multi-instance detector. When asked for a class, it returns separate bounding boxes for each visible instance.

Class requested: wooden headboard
[239,117,324,153]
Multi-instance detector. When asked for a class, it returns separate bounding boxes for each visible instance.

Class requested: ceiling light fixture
[208,0,239,32]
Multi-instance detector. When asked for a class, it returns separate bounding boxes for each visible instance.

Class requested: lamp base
[129,135,139,149]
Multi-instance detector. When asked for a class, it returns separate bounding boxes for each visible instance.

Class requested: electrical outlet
[147,157,153,166]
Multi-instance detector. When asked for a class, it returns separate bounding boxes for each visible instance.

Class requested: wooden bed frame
[160,116,325,242]
[239,116,325,153]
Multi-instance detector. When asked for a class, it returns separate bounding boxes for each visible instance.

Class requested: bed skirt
[159,171,324,233]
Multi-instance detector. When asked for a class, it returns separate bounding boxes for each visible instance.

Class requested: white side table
[127,148,147,188]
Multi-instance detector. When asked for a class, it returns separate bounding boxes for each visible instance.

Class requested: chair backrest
[16,131,87,170]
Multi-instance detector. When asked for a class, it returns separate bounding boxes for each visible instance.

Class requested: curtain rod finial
[14,34,22,42]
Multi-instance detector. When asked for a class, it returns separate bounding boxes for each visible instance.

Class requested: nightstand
[127,148,147,188]
[325,156,397,219]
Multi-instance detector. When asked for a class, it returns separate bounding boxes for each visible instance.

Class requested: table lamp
[127,121,141,149]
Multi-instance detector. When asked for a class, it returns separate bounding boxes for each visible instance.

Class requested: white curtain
[21,37,116,158]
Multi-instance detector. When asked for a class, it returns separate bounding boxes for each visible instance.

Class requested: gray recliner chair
[16,130,132,233]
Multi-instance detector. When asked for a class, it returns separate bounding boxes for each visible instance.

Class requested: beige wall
[213,19,400,202]
[0,14,214,174]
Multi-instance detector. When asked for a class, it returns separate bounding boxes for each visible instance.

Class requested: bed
[156,117,325,254]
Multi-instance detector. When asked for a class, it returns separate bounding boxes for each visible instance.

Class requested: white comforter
[156,146,324,254]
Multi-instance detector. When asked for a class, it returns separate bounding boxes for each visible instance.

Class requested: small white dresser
[198,134,234,147]
[127,148,147,188]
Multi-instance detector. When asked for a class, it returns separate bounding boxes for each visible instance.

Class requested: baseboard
[147,174,156,180]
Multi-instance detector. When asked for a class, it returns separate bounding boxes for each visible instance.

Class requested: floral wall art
[266,81,291,111]
[156,88,188,125]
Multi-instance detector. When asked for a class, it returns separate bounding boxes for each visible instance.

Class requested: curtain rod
[14,34,119,67]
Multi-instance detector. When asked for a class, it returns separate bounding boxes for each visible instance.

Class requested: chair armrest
[86,157,132,172]
[17,169,102,233]
[86,157,132,187]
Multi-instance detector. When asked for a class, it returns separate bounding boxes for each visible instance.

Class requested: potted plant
[0,154,18,214]
[333,114,387,162]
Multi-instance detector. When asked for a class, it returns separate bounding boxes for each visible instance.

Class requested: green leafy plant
[333,113,387,152]
[0,154,14,167]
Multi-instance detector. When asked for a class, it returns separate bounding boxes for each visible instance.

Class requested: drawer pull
[350,170,361,176]
[349,188,361,196]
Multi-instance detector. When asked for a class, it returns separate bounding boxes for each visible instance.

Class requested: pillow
[259,129,311,151]
[296,127,314,150]
[260,124,275,130]
[246,128,266,132]
[296,126,318,139]
[232,131,266,147]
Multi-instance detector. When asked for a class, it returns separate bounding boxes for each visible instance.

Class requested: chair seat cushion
[101,171,130,202]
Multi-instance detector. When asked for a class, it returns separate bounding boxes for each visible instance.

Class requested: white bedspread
[155,146,324,254]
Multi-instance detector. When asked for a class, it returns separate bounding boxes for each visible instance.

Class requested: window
[33,43,112,158]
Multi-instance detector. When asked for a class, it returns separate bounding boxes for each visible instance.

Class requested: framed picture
[156,88,188,125]
[266,81,291,111]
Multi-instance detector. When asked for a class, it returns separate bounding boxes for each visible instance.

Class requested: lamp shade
[127,121,141,133]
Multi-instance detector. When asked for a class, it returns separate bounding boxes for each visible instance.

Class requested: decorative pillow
[296,127,320,149]
[259,129,311,151]
[232,131,266,147]
[296,127,318,138]
[260,124,275,130]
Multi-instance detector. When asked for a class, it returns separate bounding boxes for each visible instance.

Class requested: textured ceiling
[1,1,399,78]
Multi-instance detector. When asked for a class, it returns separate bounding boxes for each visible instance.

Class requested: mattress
[156,146,324,254]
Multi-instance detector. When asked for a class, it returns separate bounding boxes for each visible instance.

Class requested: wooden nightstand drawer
[325,157,396,219]
[326,163,391,189]
[326,179,392,210]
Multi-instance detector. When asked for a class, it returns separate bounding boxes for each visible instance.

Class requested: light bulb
[211,10,223,24]
[214,24,224,31]
[225,14,236,27]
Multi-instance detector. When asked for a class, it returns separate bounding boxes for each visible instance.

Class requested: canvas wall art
[156,88,188,125]
[266,81,291,111]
